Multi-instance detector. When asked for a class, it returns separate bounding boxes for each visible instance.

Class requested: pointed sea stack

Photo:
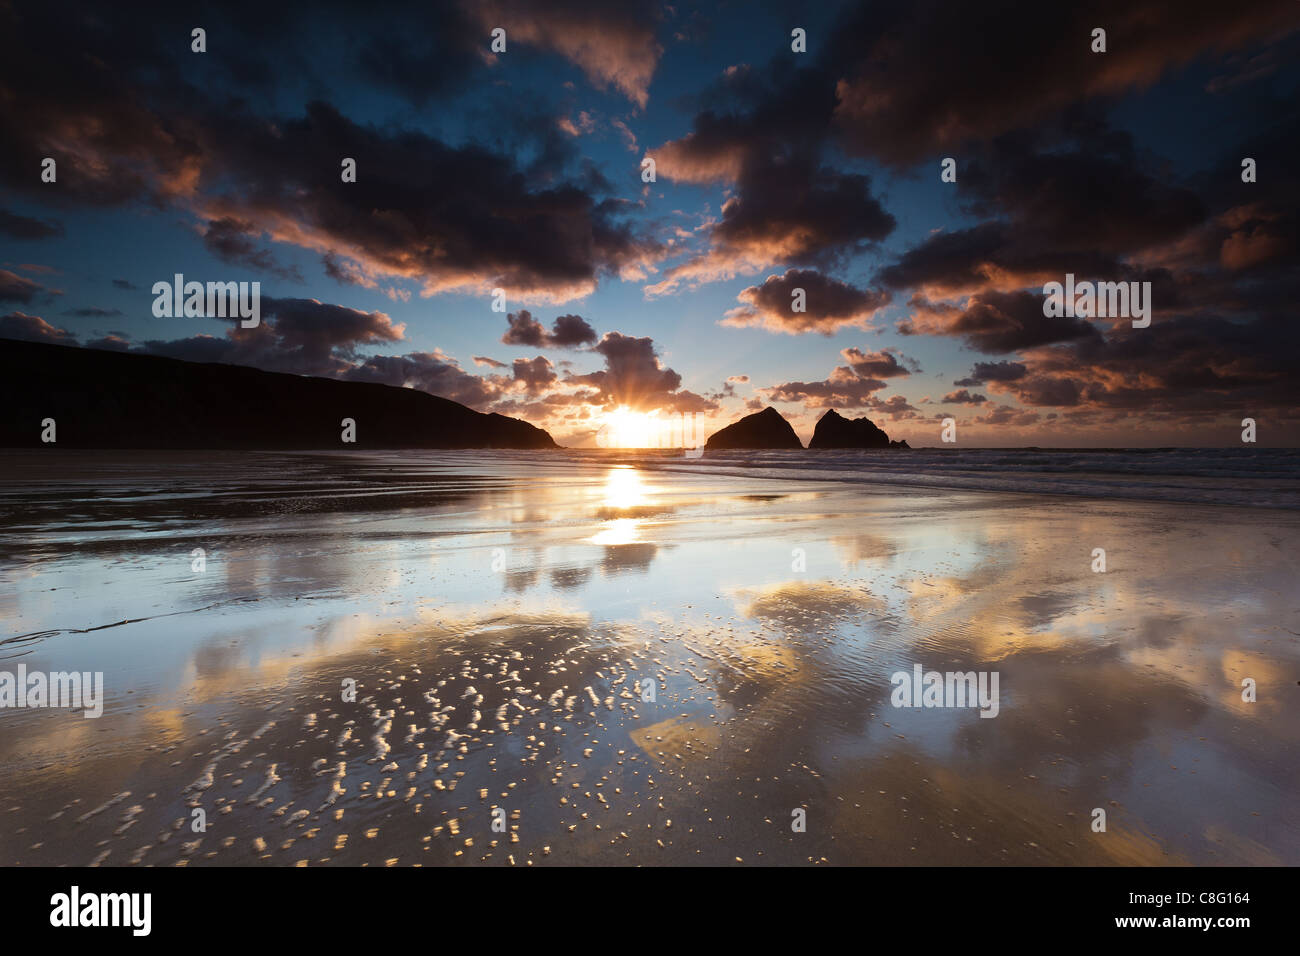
[809,408,907,449]
[704,406,803,450]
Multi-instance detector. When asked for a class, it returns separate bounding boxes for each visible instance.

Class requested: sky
[1,0,1297,447]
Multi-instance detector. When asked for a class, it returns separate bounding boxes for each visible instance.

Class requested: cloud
[841,347,916,378]
[983,311,1300,420]
[473,355,507,369]
[0,311,76,344]
[831,0,1300,166]
[468,0,664,108]
[351,3,483,106]
[871,103,1300,428]
[0,1,664,307]
[953,361,1029,387]
[722,269,890,335]
[502,310,597,348]
[611,118,638,153]
[759,346,918,414]
[650,60,836,186]
[202,217,303,280]
[139,296,405,377]
[265,296,403,356]
[512,355,558,393]
[200,102,661,302]
[969,404,1042,428]
[647,154,895,295]
[567,331,712,412]
[0,269,45,305]
[941,389,988,405]
[958,123,1206,257]
[645,56,895,295]
[85,334,131,351]
[899,291,1102,354]
[343,351,505,409]
[67,307,124,317]
[0,208,63,240]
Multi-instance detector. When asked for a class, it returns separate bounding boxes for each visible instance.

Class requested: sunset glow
[598,406,663,448]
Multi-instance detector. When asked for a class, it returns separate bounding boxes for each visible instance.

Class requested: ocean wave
[600,447,1300,509]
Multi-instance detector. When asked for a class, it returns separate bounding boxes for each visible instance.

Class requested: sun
[598,406,662,448]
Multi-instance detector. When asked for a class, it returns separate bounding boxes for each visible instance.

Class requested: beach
[1,449,1297,866]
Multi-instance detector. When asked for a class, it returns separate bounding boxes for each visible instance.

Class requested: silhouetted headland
[0,338,557,449]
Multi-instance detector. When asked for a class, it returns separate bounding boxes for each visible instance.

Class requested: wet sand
[1,450,1297,866]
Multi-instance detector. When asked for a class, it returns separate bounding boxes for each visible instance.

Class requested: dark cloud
[352,3,482,107]
[652,59,838,186]
[502,310,597,348]
[0,208,63,240]
[899,291,1102,354]
[67,307,124,318]
[875,221,1125,298]
[841,347,915,379]
[874,107,1299,426]
[959,124,1206,256]
[646,55,896,293]
[762,368,889,409]
[971,405,1042,428]
[512,356,558,393]
[708,158,894,264]
[568,331,712,412]
[342,351,504,409]
[468,0,664,108]
[760,347,917,413]
[987,312,1300,419]
[138,296,404,378]
[260,296,404,364]
[647,0,1293,299]
[549,314,599,347]
[0,2,664,305]
[202,218,303,281]
[831,0,1300,166]
[649,151,895,293]
[954,361,1029,387]
[0,311,75,344]
[0,269,44,305]
[84,334,131,352]
[723,269,890,335]
[941,389,988,406]
[198,102,661,301]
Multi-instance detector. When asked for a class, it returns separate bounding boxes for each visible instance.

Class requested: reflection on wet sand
[0,450,1297,865]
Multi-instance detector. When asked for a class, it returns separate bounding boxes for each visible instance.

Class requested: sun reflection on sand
[592,466,649,544]
[600,465,647,509]
[592,517,641,545]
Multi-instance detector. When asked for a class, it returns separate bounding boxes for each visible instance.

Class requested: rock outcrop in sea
[704,406,804,450]
[809,408,909,449]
